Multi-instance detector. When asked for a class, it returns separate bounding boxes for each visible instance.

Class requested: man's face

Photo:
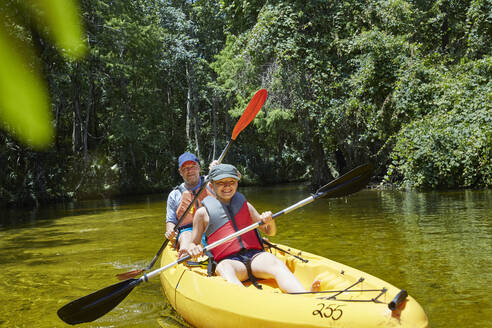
[179,161,200,186]
[212,178,238,201]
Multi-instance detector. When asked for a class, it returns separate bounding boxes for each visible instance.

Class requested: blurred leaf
[0,0,86,149]
[0,25,52,149]
[24,0,87,59]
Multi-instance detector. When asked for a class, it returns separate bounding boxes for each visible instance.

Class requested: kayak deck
[160,243,429,328]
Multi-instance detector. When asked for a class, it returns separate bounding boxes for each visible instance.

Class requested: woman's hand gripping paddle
[57,163,372,325]
[115,89,268,281]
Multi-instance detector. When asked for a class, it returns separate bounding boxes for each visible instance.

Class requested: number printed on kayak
[312,303,344,320]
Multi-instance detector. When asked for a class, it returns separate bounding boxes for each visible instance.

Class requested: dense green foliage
[387,57,492,188]
[1,0,491,206]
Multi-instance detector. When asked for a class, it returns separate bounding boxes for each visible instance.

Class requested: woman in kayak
[181,163,318,293]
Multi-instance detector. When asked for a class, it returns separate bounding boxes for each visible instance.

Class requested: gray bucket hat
[208,164,241,181]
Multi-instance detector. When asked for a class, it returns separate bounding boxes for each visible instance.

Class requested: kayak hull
[160,243,428,328]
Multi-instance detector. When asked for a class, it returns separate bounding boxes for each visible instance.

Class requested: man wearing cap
[182,164,309,293]
[165,152,215,252]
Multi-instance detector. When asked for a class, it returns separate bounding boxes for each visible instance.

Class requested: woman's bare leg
[215,259,248,286]
[250,252,306,293]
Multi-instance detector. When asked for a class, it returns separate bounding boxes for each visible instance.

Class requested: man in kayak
[182,163,312,293]
[165,152,216,252]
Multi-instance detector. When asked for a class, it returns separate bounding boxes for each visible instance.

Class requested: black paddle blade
[57,278,141,325]
[316,163,373,199]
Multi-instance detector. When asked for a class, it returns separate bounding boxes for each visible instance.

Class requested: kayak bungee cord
[262,238,309,263]
[289,279,408,309]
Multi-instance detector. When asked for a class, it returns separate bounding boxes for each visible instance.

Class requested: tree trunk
[186,64,192,147]
[186,61,201,159]
[71,67,82,154]
[310,127,333,189]
[83,86,91,162]
[192,77,201,160]
[335,148,347,174]
[212,95,217,160]
[83,58,93,163]
[440,1,450,52]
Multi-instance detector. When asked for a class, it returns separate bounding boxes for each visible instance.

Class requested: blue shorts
[177,224,207,245]
[221,248,264,264]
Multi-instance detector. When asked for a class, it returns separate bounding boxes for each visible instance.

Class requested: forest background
[1,0,491,207]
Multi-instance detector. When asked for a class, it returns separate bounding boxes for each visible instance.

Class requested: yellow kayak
[160,243,428,328]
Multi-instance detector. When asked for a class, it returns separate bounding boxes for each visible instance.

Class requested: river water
[0,186,490,328]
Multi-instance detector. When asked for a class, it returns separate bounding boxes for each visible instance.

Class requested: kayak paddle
[115,89,267,281]
[58,163,373,325]
[218,88,267,162]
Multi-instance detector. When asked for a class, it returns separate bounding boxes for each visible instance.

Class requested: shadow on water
[0,234,91,266]
[0,193,166,230]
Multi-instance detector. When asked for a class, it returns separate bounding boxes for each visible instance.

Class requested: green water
[0,187,491,328]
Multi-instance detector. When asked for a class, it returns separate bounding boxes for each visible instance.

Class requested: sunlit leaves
[212,0,491,188]
[387,57,492,189]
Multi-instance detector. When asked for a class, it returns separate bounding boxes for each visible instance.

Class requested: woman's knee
[257,252,284,266]
[251,253,288,275]
[216,261,236,276]
[216,260,248,281]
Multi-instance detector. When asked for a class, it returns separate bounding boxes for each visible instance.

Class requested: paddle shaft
[136,180,208,273]
[169,113,247,239]
[153,165,311,268]
[273,169,368,217]
[217,139,233,163]
[151,89,268,263]
[147,141,241,264]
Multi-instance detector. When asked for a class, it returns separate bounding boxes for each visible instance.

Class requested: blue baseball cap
[178,152,199,168]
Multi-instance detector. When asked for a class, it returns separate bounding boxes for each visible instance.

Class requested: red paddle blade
[231,89,267,140]
[115,269,143,281]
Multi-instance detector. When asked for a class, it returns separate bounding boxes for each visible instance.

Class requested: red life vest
[175,178,214,227]
[203,192,263,262]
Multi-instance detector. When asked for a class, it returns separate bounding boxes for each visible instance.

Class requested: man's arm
[165,190,180,238]
[165,222,176,239]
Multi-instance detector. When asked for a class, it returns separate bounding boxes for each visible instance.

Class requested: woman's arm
[179,207,209,259]
[247,202,276,236]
